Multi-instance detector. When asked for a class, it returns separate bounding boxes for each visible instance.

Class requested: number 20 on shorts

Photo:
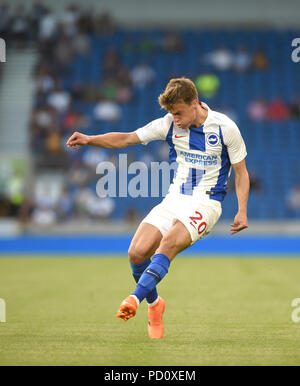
[189,211,207,235]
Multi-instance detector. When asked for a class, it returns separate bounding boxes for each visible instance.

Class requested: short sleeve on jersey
[223,122,247,165]
[135,114,172,145]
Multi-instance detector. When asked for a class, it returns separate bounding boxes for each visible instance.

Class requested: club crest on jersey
[206,133,220,147]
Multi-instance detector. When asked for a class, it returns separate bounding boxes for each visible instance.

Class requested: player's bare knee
[128,246,147,265]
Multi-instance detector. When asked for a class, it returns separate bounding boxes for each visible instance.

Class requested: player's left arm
[231,159,250,235]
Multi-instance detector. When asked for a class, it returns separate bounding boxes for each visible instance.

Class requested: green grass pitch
[0,255,300,366]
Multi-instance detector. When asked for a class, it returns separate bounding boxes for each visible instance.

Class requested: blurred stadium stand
[0,0,300,241]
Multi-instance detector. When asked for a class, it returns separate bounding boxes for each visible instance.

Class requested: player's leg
[117,220,191,337]
[130,198,222,306]
[117,199,175,327]
[131,220,191,304]
[128,222,163,305]
[145,220,192,339]
[116,222,163,322]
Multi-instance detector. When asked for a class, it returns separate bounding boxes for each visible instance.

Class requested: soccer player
[67,78,250,339]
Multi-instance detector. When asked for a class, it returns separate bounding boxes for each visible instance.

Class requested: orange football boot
[116,295,138,322]
[148,297,166,339]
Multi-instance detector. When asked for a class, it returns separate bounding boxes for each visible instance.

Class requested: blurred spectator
[32,185,57,225]
[103,48,122,80]
[60,4,79,37]
[29,1,47,41]
[267,98,289,121]
[77,7,95,34]
[94,11,116,36]
[34,66,56,95]
[31,125,46,155]
[32,206,57,225]
[82,147,108,170]
[233,46,252,72]
[69,82,87,101]
[122,35,157,56]
[38,7,57,42]
[81,84,100,103]
[31,106,58,131]
[122,39,136,55]
[74,185,114,220]
[10,5,30,47]
[130,63,156,89]
[290,97,300,119]
[94,100,122,122]
[204,46,233,71]
[195,73,220,98]
[100,79,118,101]
[68,160,91,186]
[46,132,63,155]
[115,66,133,103]
[30,105,60,158]
[56,186,73,221]
[252,49,269,71]
[0,195,10,216]
[286,185,300,216]
[137,34,157,55]
[72,33,91,56]
[161,31,184,53]
[74,185,93,217]
[47,83,71,113]
[53,35,74,69]
[62,108,90,131]
[18,196,34,225]
[249,172,263,193]
[125,207,139,224]
[247,98,268,121]
[87,195,115,220]
[6,170,25,217]
[117,85,133,104]
[116,66,132,87]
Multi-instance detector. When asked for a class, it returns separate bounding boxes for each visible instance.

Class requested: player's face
[168,100,198,129]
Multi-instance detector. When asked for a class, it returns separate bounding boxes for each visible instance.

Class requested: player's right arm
[67,113,172,150]
[66,131,141,149]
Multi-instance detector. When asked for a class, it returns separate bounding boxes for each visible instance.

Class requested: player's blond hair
[158,77,198,110]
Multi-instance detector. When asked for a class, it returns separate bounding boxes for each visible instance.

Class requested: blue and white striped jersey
[135,106,247,202]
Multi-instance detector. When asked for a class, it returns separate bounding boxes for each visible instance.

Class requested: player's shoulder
[143,112,173,131]
[206,109,242,145]
[163,112,174,125]
[157,112,174,133]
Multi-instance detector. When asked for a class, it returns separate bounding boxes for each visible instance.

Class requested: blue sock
[132,254,170,304]
[130,259,158,304]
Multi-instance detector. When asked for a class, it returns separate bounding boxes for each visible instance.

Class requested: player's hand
[66,131,90,149]
[230,212,248,235]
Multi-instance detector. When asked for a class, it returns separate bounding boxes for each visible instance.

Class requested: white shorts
[141,192,222,245]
